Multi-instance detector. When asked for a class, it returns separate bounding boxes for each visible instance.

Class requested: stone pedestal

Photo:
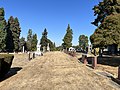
[82,54,88,65]
[84,58,88,65]
[28,52,31,61]
[92,56,97,69]
[118,66,120,80]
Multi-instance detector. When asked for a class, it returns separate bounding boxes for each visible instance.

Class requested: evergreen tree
[62,24,73,50]
[6,16,14,52]
[6,16,21,52]
[90,0,120,54]
[0,8,7,52]
[31,34,38,51]
[40,28,48,51]
[47,39,55,51]
[26,29,32,51]
[79,35,88,50]
[92,0,120,26]
[19,37,26,52]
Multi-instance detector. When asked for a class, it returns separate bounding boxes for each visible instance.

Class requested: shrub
[0,54,14,77]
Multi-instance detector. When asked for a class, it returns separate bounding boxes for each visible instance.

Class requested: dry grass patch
[0,51,119,90]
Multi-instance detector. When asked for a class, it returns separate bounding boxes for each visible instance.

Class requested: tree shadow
[0,67,22,82]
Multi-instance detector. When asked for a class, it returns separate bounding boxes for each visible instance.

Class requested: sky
[0,0,101,46]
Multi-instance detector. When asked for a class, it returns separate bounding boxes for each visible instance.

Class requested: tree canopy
[90,0,120,48]
[40,28,55,51]
[79,35,88,50]
[0,8,7,52]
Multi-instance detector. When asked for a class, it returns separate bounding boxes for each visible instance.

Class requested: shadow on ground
[79,56,120,67]
[0,67,22,82]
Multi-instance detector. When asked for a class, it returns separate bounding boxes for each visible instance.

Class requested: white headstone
[47,43,50,51]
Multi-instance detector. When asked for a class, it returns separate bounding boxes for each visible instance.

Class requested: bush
[0,54,14,77]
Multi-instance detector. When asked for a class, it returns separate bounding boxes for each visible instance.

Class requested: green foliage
[91,0,120,49]
[19,37,26,51]
[26,29,33,51]
[40,28,55,51]
[6,16,21,52]
[79,35,88,50]
[92,0,120,26]
[62,24,73,49]
[90,14,120,48]
[31,34,38,51]
[26,29,38,51]
[0,54,14,77]
[0,8,7,52]
[47,39,55,51]
[40,28,48,50]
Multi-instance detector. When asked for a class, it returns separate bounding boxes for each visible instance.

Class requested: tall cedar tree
[26,29,32,51]
[31,34,38,51]
[0,8,7,52]
[6,16,21,52]
[62,24,73,50]
[40,28,55,51]
[79,35,88,50]
[90,0,120,50]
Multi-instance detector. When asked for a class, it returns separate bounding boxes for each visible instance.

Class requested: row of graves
[26,43,50,61]
[81,53,120,85]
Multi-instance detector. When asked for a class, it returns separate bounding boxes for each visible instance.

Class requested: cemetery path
[0,51,120,90]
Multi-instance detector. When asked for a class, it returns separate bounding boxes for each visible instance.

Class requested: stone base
[111,77,120,85]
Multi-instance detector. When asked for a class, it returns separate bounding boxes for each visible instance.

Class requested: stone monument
[47,43,50,52]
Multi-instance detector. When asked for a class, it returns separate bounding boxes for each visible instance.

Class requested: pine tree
[6,16,21,52]
[19,37,26,52]
[0,8,7,52]
[31,34,38,51]
[40,28,48,51]
[6,16,14,52]
[26,29,32,51]
[62,24,73,50]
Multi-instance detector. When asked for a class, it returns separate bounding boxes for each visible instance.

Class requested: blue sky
[0,0,100,46]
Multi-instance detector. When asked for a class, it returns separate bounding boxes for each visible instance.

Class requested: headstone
[92,56,97,69]
[47,43,50,51]
[22,46,25,53]
[28,52,31,61]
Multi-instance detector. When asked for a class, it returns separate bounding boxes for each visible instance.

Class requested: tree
[19,37,26,52]
[90,0,120,54]
[31,34,38,51]
[79,35,88,51]
[40,28,55,51]
[26,29,32,51]
[40,28,48,51]
[47,39,55,51]
[0,8,7,52]
[62,24,73,50]
[92,0,120,26]
[6,16,14,52]
[6,16,21,52]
